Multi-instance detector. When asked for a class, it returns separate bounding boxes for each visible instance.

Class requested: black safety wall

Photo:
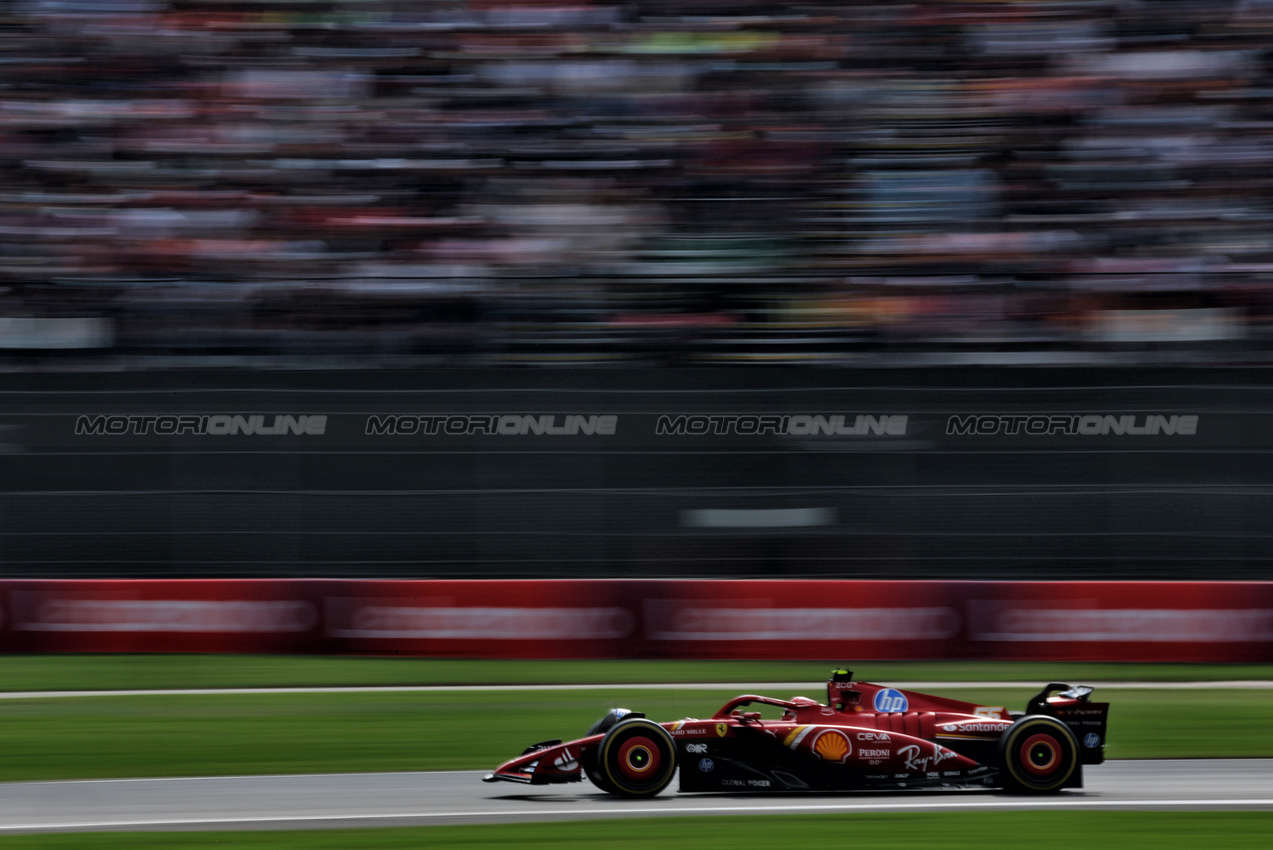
[0,367,1267,579]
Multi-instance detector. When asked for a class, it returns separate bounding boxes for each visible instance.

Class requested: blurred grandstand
[4,0,1273,367]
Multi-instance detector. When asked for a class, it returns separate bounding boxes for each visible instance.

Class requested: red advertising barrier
[1,579,1271,662]
[638,580,1273,663]
[0,580,320,655]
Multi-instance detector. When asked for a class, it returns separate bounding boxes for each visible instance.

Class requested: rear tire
[598,718,677,798]
[998,715,1079,793]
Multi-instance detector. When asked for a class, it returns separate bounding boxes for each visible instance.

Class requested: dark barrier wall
[0,367,1271,579]
[2,579,1270,662]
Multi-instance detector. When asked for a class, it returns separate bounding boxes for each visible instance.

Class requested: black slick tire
[998,715,1079,793]
[597,718,677,798]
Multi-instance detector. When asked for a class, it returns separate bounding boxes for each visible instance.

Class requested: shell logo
[812,730,851,763]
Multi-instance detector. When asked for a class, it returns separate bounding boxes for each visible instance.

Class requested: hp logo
[873,688,909,713]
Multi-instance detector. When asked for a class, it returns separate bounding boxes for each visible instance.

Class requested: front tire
[598,718,677,798]
[583,709,638,793]
[998,715,1079,793]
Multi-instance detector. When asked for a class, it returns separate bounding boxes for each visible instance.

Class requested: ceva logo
[873,688,908,713]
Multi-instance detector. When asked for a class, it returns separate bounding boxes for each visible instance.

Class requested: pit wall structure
[2,579,1270,662]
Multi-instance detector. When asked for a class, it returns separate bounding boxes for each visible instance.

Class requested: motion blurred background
[5,0,1273,366]
[1,0,1272,589]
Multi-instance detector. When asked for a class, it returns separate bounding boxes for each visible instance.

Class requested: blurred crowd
[5,0,1273,366]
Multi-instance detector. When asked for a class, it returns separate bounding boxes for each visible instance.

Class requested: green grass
[0,813,1271,849]
[0,655,1270,692]
[0,659,1266,843]
[0,655,1265,782]
[0,684,1269,781]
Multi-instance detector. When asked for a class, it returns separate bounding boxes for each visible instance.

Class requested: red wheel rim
[1019,732,1061,777]
[615,736,661,781]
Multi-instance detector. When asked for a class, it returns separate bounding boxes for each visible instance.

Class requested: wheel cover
[615,736,661,781]
[1019,733,1061,778]
[600,720,677,797]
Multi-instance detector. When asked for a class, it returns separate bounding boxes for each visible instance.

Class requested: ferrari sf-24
[484,669,1109,797]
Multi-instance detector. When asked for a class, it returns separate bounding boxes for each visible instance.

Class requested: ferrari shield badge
[715,722,728,737]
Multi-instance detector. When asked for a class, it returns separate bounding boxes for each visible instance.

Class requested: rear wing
[1026,683,1110,765]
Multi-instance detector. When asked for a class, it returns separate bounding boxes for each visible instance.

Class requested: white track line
[5,798,1273,833]
[5,769,484,786]
[0,681,1270,700]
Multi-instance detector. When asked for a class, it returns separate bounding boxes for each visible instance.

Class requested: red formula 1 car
[484,669,1109,797]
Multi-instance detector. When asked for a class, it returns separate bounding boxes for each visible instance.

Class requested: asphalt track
[2,760,1271,834]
